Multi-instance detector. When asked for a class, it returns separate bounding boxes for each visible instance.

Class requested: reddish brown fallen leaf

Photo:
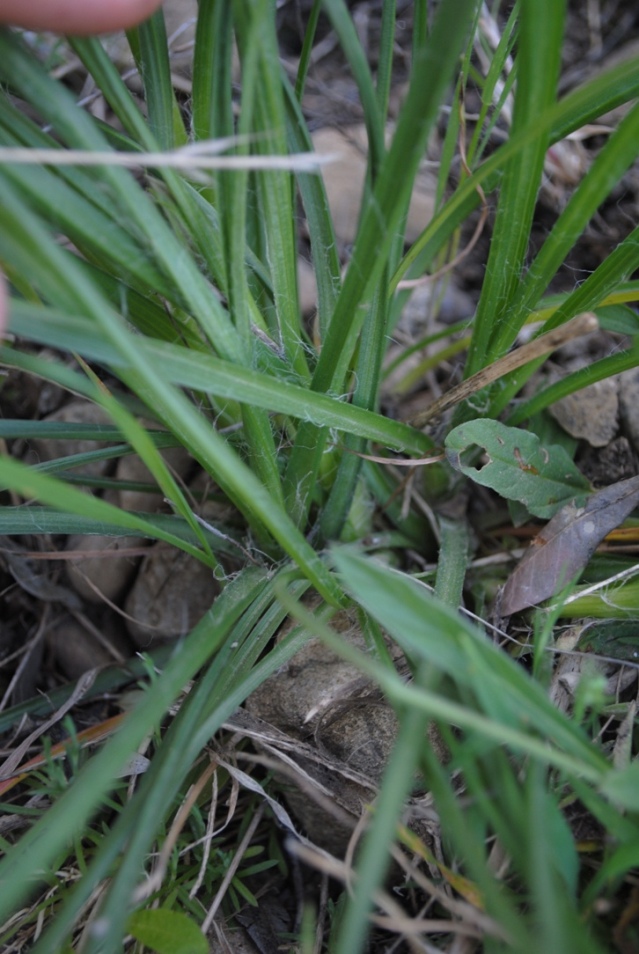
[500,474,639,615]
[0,713,125,796]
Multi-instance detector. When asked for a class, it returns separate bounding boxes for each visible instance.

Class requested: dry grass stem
[201,804,264,934]
[410,312,599,426]
[0,143,337,174]
[0,667,96,779]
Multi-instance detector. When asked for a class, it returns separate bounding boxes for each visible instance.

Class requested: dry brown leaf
[500,474,639,615]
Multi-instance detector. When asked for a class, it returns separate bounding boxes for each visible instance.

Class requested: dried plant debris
[500,474,639,615]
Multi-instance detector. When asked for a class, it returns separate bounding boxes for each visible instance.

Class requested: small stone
[311,125,436,248]
[619,367,639,453]
[66,533,145,604]
[117,444,193,514]
[124,544,221,647]
[297,256,318,315]
[549,376,618,447]
[47,616,131,679]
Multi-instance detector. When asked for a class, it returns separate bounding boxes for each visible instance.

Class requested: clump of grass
[0,1,639,951]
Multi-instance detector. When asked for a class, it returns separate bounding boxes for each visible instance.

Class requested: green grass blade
[434,515,470,606]
[393,49,639,295]
[497,98,639,352]
[126,7,187,149]
[331,549,608,774]
[0,189,341,603]
[277,78,343,527]
[322,0,385,178]
[234,0,310,381]
[0,505,239,554]
[465,0,566,375]
[209,8,287,505]
[192,0,234,144]
[0,421,173,442]
[466,4,518,167]
[0,569,269,934]
[6,306,431,454]
[294,0,322,99]
[83,379,212,554]
[284,0,478,526]
[0,456,212,561]
[319,287,389,540]
[508,340,639,425]
[335,704,433,954]
[376,0,396,117]
[284,81,341,339]
[0,29,242,362]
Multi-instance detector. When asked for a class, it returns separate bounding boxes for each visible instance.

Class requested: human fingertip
[0,0,164,35]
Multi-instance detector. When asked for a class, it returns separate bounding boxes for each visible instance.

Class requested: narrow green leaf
[0,568,269,932]
[508,341,639,426]
[465,0,566,374]
[320,287,389,540]
[0,458,213,560]
[393,50,639,296]
[330,547,607,773]
[0,507,239,555]
[322,0,385,179]
[285,0,477,526]
[283,81,341,340]
[434,515,470,607]
[600,762,639,811]
[0,421,169,442]
[498,99,639,345]
[294,0,321,100]
[126,8,187,149]
[192,0,234,143]
[376,0,396,117]
[6,308,432,454]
